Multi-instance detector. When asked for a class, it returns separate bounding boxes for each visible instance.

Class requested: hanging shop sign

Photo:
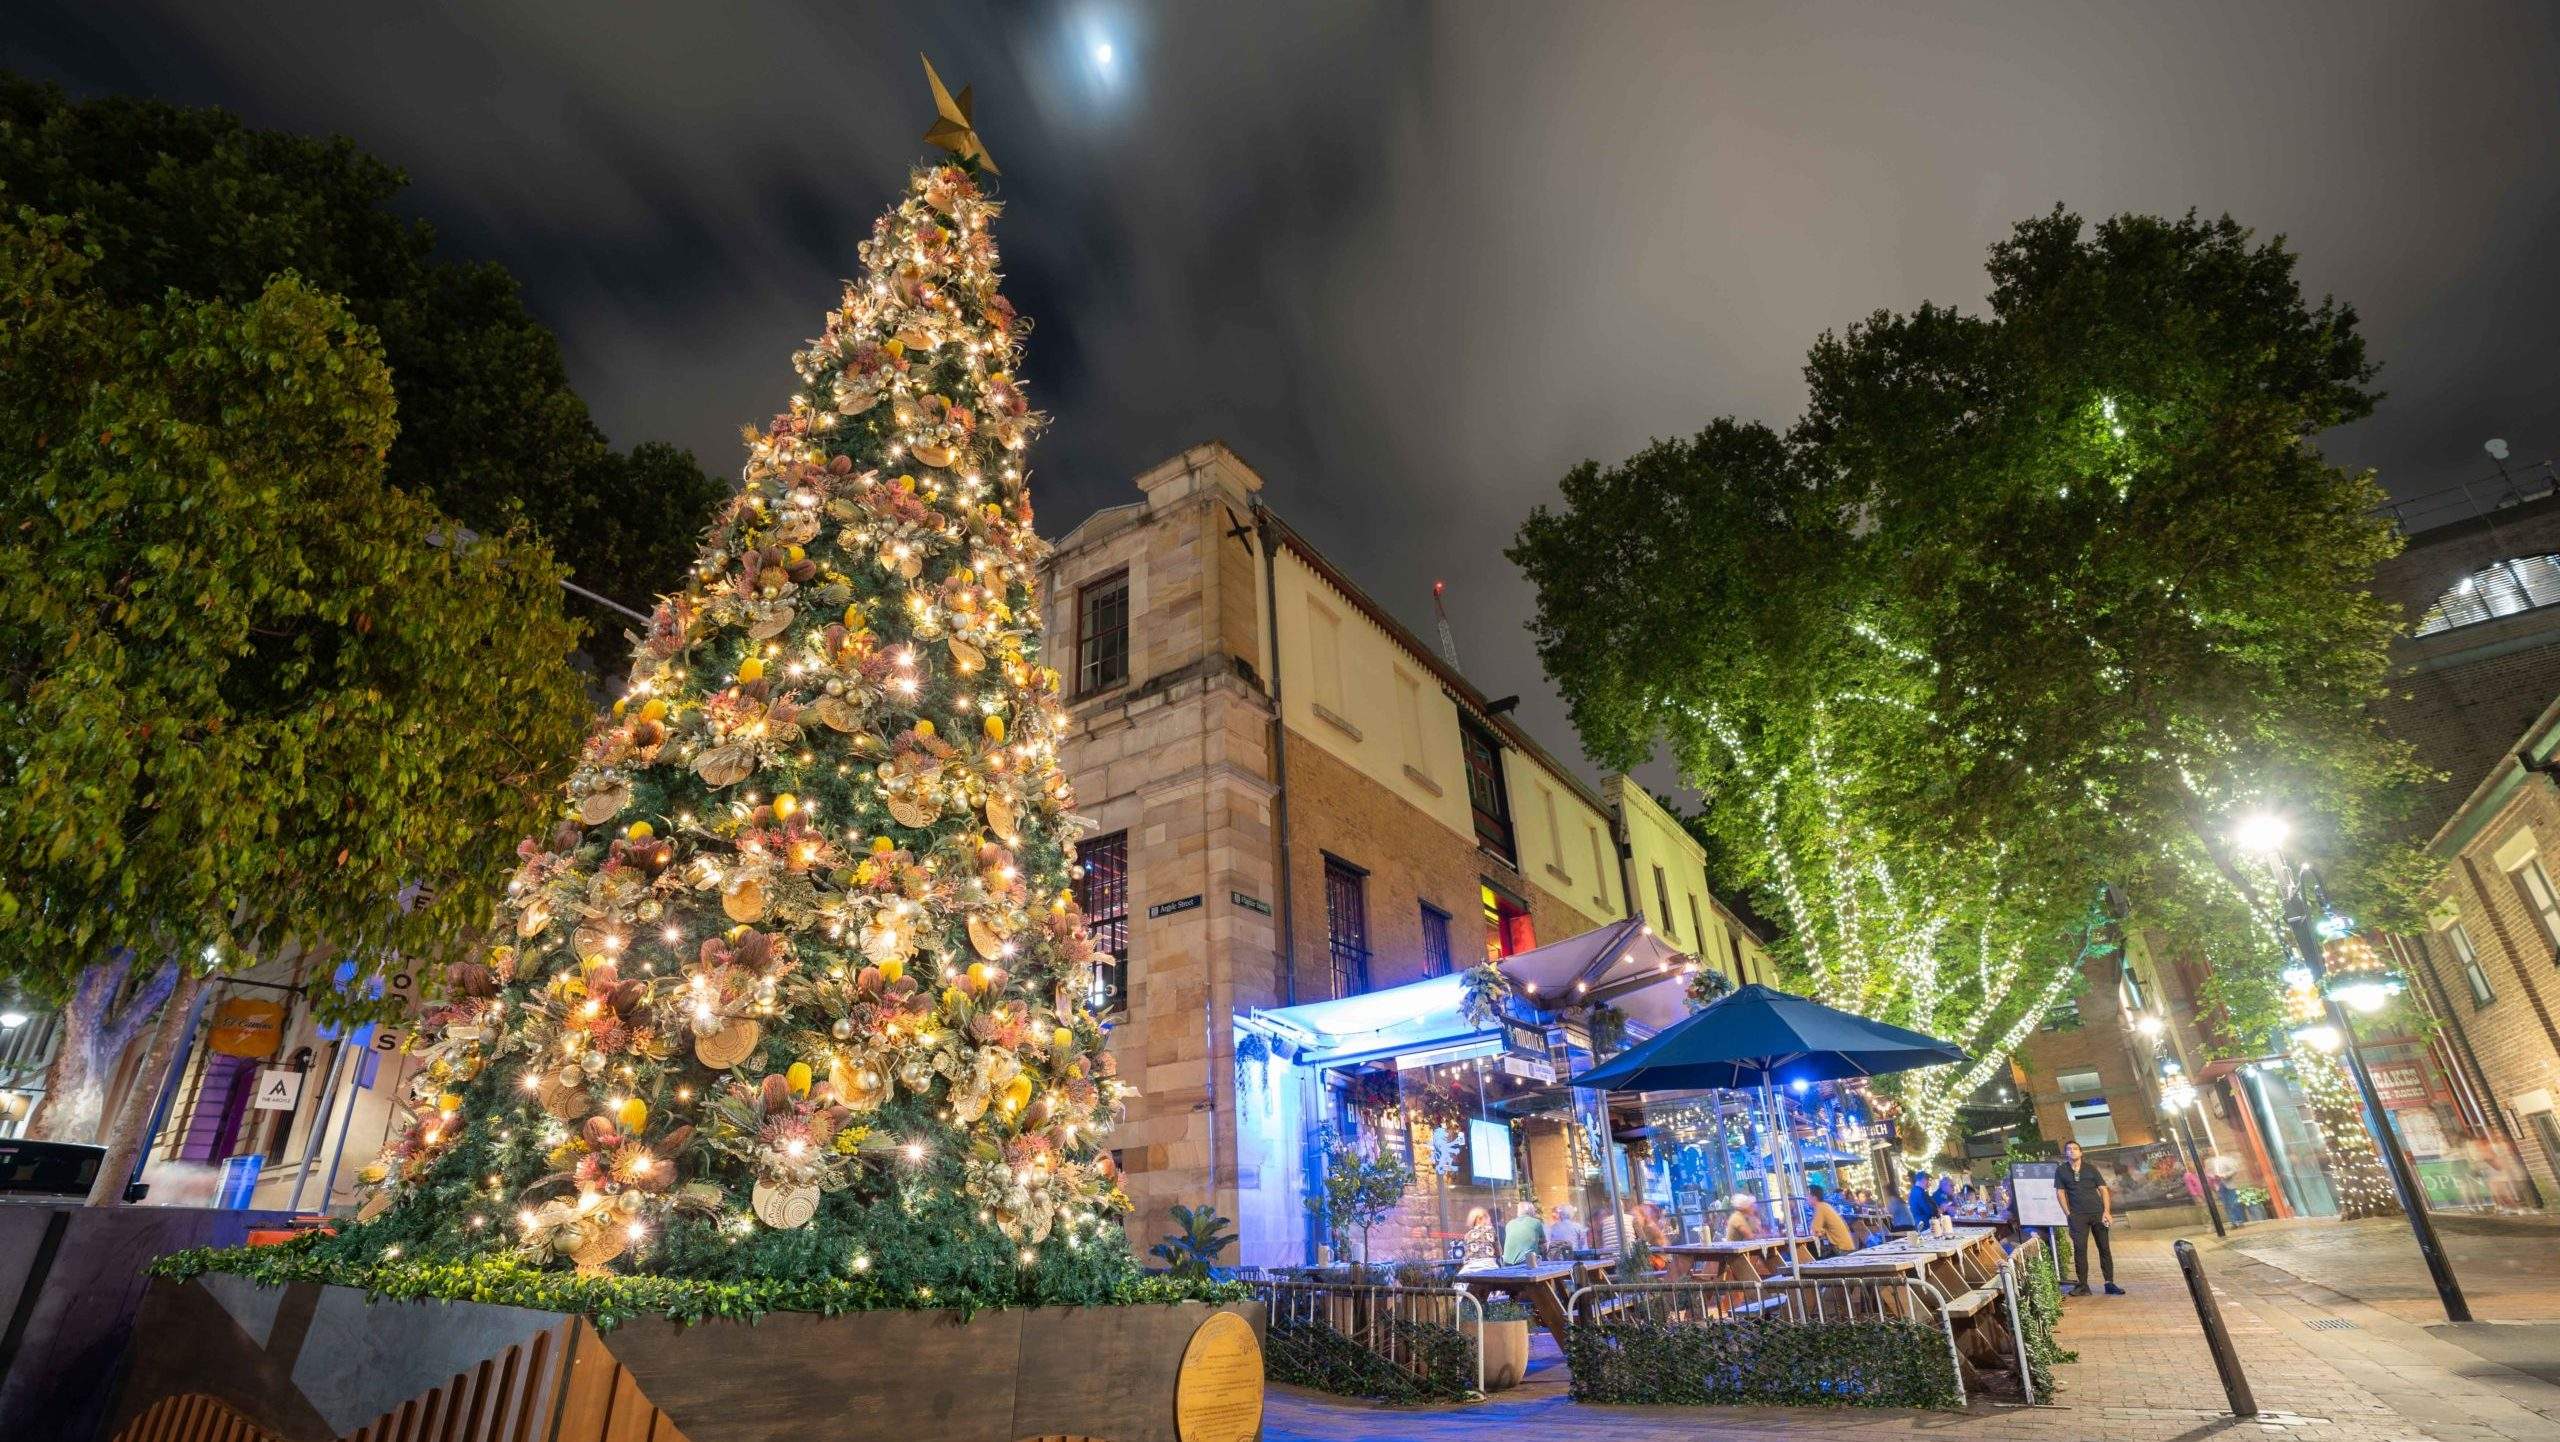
[209,999,287,1059]
[250,1067,305,1112]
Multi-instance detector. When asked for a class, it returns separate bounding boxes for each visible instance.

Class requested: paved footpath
[1261,1230,2560,1441]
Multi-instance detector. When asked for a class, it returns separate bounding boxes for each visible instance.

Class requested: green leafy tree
[1307,1133,1412,1272]
[0,74,727,641]
[1514,208,2432,1179]
[0,210,588,1198]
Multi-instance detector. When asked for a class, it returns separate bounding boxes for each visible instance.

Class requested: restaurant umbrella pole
[1584,1084,1627,1262]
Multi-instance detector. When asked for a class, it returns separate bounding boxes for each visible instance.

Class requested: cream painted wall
[1504,750,1624,922]
[1269,551,1476,842]
[1614,779,1778,989]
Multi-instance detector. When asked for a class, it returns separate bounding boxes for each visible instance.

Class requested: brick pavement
[1259,1231,2560,1441]
[2228,1213,2560,1325]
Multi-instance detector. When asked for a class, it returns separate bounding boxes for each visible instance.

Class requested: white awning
[1243,917,1704,1068]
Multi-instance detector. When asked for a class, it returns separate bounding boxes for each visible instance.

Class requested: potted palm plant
[1149,1204,1239,1279]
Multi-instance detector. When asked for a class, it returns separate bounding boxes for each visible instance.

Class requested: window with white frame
[2517,857,2560,951]
[2445,922,2496,1007]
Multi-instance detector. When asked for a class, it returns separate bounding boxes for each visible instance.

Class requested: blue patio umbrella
[1575,984,1963,1228]
[1575,983,1964,1092]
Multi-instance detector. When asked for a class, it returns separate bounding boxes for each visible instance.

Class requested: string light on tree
[339,58,1134,1290]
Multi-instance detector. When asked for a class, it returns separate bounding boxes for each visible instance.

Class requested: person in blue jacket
[1907,1171,1939,1230]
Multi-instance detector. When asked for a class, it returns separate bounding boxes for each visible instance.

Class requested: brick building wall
[2395,743,2560,1203]
[2372,493,2560,837]
[2018,948,2161,1156]
[1278,730,1612,999]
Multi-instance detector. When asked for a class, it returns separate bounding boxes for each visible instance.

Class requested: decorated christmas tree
[326,65,1139,1303]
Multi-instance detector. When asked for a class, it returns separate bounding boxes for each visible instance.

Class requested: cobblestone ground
[1260,1229,2560,1442]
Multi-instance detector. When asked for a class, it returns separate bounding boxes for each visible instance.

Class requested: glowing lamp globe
[2233,812,2291,856]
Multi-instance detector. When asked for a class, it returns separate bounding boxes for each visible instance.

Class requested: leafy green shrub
[149,1235,1246,1331]
[1149,1204,1238,1280]
[1263,1317,1476,1402]
[1565,1316,1960,1409]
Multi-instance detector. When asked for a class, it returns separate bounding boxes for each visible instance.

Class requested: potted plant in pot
[1150,1204,1239,1279]
[1472,1300,1533,1389]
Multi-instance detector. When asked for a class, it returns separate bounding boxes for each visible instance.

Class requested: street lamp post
[2159,1077,2227,1239]
[2242,816,2470,1323]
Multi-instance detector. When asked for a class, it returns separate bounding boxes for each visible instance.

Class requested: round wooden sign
[1173,1311,1263,1442]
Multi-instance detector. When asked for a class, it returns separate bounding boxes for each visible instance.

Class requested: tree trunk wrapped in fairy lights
[337,139,1137,1296]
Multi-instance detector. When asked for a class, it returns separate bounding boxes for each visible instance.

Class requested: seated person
[1546,1202,1589,1255]
[1806,1182,1858,1256]
[1723,1191,1769,1241]
[1500,1200,1546,1265]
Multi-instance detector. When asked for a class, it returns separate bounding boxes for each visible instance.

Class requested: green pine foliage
[298,156,1133,1311]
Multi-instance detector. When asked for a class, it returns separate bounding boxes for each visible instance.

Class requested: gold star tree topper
[921,54,998,175]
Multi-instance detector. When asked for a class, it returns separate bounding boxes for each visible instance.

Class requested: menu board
[2010,1161,2068,1228]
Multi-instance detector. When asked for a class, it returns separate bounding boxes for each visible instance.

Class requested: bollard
[2174,1239,2256,1418]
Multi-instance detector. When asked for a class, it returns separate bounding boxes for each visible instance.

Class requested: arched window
[2414,555,2560,636]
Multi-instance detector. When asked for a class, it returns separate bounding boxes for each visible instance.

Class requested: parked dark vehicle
[0,1138,146,1202]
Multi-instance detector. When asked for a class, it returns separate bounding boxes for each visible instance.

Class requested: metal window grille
[1325,857,1370,997]
[1076,831,1129,1013]
[1421,904,1453,977]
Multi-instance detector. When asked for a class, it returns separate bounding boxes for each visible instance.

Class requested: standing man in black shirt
[2057,1141,2123,1295]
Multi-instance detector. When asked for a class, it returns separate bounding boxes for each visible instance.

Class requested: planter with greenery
[1471,1300,1533,1389]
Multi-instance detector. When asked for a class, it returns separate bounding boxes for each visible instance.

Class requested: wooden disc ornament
[578,784,630,826]
[752,1180,821,1230]
[885,794,938,829]
[966,914,1006,961]
[539,1072,590,1120]
[1173,1310,1264,1442]
[695,1019,762,1070]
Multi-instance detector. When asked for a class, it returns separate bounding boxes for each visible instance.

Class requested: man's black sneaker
[2103,1283,2126,1296]
[2066,1285,2093,1296]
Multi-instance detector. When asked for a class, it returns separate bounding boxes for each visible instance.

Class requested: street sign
[1229,891,1272,916]
[250,1068,305,1112]
[1146,894,1203,919]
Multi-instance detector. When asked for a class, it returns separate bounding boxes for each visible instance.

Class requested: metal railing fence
[1247,1278,1484,1396]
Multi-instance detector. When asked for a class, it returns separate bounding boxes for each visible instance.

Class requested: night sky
[14,2,2560,786]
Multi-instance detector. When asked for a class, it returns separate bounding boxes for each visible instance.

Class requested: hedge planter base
[105,1275,1264,1442]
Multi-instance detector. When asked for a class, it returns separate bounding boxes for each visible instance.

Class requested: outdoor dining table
[1456,1257,1616,1352]
[1658,1236,1804,1285]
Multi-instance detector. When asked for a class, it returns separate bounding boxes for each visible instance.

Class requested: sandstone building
[1041,443,1772,1260]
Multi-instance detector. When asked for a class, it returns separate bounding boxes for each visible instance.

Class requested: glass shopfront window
[1315,1055,1620,1272]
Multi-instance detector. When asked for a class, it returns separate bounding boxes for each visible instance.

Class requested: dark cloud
[12,2,2560,788]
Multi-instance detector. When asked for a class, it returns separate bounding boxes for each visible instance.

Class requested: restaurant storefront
[1231,918,1889,1271]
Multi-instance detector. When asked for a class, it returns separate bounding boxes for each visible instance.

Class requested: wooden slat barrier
[116,1394,284,1442]
[112,1318,694,1442]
